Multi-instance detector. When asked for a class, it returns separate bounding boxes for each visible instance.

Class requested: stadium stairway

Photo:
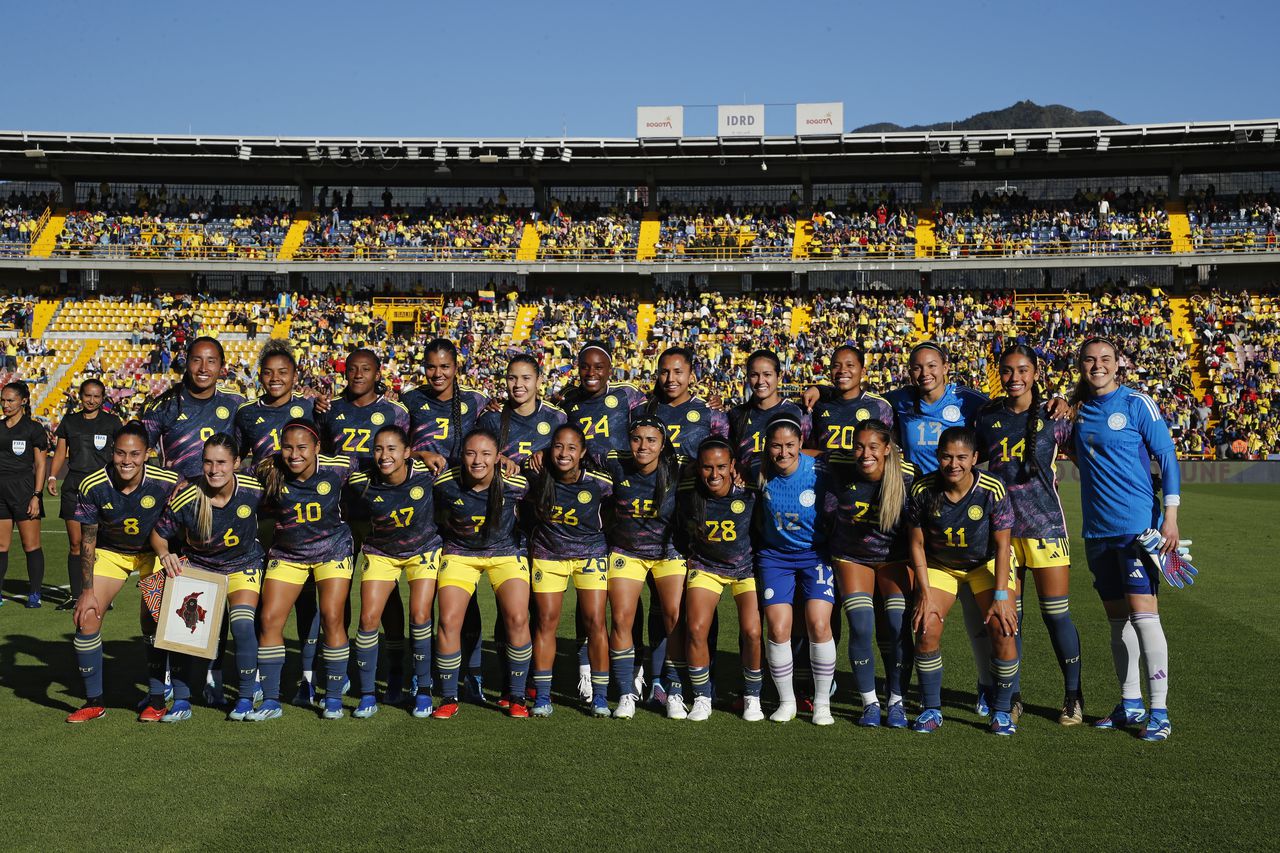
[913,206,936,258]
[31,299,60,338]
[271,315,291,338]
[1167,201,1193,253]
[511,305,539,342]
[516,224,540,261]
[637,303,656,341]
[792,219,813,259]
[28,208,68,258]
[36,340,98,417]
[790,302,811,336]
[636,212,661,261]
[276,212,315,261]
[1170,295,1216,424]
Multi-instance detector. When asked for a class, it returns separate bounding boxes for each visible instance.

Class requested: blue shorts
[1085,535,1159,600]
[756,551,834,606]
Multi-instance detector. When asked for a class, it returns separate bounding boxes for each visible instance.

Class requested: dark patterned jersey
[0,414,49,479]
[55,410,123,493]
[347,462,443,559]
[886,384,988,473]
[807,391,894,453]
[560,382,648,465]
[477,400,567,465]
[319,395,410,473]
[235,393,317,464]
[822,457,918,564]
[729,400,811,466]
[261,454,356,563]
[73,464,180,554]
[676,482,757,579]
[908,472,1013,572]
[433,468,529,557]
[154,474,265,575]
[526,469,613,561]
[646,396,730,455]
[975,401,1071,539]
[141,386,246,479]
[401,386,489,463]
[603,451,683,559]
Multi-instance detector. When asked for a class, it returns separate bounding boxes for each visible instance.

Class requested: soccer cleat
[1059,693,1084,726]
[322,698,345,720]
[577,665,592,703]
[506,699,529,719]
[742,696,764,722]
[798,696,815,714]
[857,703,882,727]
[770,700,797,723]
[385,680,406,707]
[246,700,283,722]
[687,696,713,722]
[614,694,637,719]
[497,696,511,710]
[1010,694,1024,725]
[591,696,611,718]
[633,664,646,700]
[340,677,351,696]
[886,702,908,729]
[530,699,554,718]
[253,682,264,705]
[412,694,434,719]
[812,704,835,726]
[162,700,192,723]
[25,592,41,609]
[291,679,317,708]
[1142,711,1171,742]
[649,680,668,708]
[431,701,460,720]
[353,695,379,719]
[911,709,944,733]
[1095,702,1148,730]
[57,596,77,611]
[990,710,1017,736]
[138,705,166,723]
[463,675,487,705]
[975,683,991,718]
[228,698,255,721]
[66,704,107,724]
[408,674,419,698]
[665,694,688,720]
[137,684,174,711]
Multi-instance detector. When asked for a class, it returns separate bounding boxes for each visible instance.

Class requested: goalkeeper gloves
[1136,528,1199,589]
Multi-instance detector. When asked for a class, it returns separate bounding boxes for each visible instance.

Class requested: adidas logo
[1129,568,1144,579]
[177,414,188,421]
[103,502,113,510]
[454,499,464,506]
[821,409,829,417]
[373,496,384,503]
[334,414,345,421]
[255,417,265,425]
[621,480,630,488]
[993,421,1002,429]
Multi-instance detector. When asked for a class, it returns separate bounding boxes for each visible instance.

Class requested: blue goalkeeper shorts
[756,550,834,606]
[1085,535,1159,599]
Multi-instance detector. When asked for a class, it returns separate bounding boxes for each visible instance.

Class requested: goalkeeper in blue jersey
[1071,337,1189,742]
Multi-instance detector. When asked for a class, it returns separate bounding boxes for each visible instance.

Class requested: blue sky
[5,0,1277,138]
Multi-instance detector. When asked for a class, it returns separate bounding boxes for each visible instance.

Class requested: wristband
[993,589,1009,601]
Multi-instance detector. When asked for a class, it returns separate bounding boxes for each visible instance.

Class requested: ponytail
[194,433,239,542]
[855,419,905,532]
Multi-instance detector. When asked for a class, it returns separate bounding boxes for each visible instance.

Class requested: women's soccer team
[41,329,1190,740]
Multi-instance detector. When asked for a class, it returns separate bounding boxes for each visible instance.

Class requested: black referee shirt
[55,410,122,492]
[0,415,48,480]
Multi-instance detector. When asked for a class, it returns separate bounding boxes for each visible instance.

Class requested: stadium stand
[1192,289,1280,458]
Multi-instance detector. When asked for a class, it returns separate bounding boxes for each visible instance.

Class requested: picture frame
[154,565,229,660]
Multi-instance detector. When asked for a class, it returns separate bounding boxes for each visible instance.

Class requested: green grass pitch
[0,483,1275,850]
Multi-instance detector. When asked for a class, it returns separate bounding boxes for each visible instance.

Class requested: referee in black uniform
[48,379,121,608]
[0,380,49,608]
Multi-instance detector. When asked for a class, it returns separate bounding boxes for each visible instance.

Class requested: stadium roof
[2,118,1278,187]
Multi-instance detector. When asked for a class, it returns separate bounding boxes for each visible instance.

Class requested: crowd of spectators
[535,199,640,260]
[1192,289,1280,458]
[806,192,917,259]
[653,201,796,260]
[298,201,526,261]
[1186,186,1280,253]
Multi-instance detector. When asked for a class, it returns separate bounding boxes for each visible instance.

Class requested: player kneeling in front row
[908,427,1020,735]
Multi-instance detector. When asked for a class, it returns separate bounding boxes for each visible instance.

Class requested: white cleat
[687,696,713,722]
[666,694,688,720]
[613,694,636,719]
[742,696,764,722]
[577,665,592,703]
[812,703,835,726]
[770,700,797,723]
[633,664,646,699]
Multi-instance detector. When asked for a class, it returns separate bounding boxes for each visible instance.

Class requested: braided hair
[999,344,1044,483]
[425,338,463,457]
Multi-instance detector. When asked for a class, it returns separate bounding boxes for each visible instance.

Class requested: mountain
[852,101,1122,133]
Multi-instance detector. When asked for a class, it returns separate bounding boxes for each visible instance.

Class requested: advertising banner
[637,106,684,138]
[717,104,765,137]
[795,102,843,136]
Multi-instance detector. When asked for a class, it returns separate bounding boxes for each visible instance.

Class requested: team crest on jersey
[604,395,618,409]
[371,412,385,426]
[290,406,304,418]
[1108,413,1128,431]
[460,403,469,415]
[731,500,746,514]
[236,505,252,519]
[614,557,625,569]
[967,505,983,521]
[856,408,870,422]
[533,569,543,583]
[216,406,230,420]
[410,486,425,500]
[687,410,701,423]
[688,570,699,580]
[799,489,816,508]
[537,421,551,435]
[140,495,157,509]
[317,482,332,495]
[942,405,962,422]
[10,441,24,455]
[577,490,592,504]
[93,434,108,450]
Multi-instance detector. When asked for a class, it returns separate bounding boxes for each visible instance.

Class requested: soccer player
[67,423,179,723]
[604,417,686,719]
[476,354,566,467]
[48,379,122,609]
[0,381,49,608]
[141,337,246,480]
[348,426,443,719]
[1071,337,1182,742]
[754,415,836,725]
[677,438,763,722]
[976,345,1083,725]
[248,420,358,721]
[150,435,265,722]
[805,345,894,453]
[558,342,647,467]
[728,350,810,467]
[526,424,614,717]
[907,427,1020,735]
[823,419,917,728]
[641,346,730,455]
[431,429,533,719]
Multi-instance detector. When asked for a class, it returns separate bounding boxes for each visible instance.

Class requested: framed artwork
[154,565,228,659]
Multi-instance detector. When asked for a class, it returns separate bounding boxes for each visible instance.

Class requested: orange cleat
[497,696,511,710]
[66,705,107,723]
[138,705,166,723]
[506,699,529,719]
[431,701,460,720]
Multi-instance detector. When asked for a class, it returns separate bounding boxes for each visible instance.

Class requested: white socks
[1130,612,1170,709]
[810,639,836,708]
[1109,617,1142,700]
[766,641,795,703]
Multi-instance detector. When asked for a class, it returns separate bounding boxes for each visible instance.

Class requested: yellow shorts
[532,556,609,594]
[95,549,157,581]
[607,553,688,584]
[926,557,1017,597]
[227,567,262,596]
[1012,537,1070,569]
[266,557,354,585]
[363,549,441,584]
[439,554,529,595]
[686,567,756,598]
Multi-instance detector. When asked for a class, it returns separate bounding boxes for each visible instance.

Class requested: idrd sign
[718,104,765,137]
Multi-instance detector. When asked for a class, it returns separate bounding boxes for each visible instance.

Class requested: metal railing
[51,241,282,261]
